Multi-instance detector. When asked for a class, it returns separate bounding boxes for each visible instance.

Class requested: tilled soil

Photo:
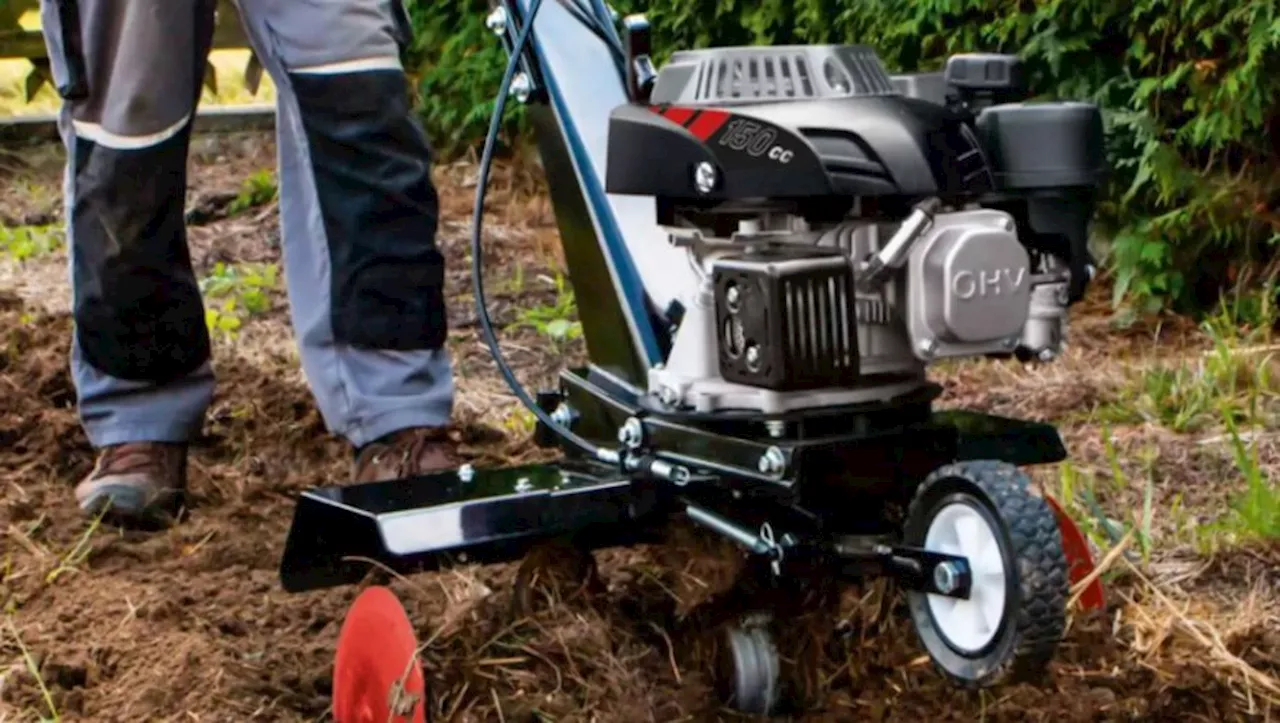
[1,132,1277,722]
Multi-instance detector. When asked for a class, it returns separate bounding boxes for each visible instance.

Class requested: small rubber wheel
[903,460,1069,688]
[715,617,783,716]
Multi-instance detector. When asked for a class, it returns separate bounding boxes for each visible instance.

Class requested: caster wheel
[333,586,428,723]
[511,538,603,618]
[903,460,1069,688]
[715,617,783,717]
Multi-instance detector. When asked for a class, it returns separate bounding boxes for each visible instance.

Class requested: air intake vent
[695,52,816,101]
[651,45,900,106]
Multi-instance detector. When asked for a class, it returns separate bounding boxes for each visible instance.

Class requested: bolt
[550,403,576,428]
[457,463,475,483]
[725,284,741,310]
[509,72,532,103]
[618,417,644,449]
[514,477,534,493]
[669,466,691,486]
[694,162,717,194]
[659,386,680,407]
[933,562,960,595]
[485,6,508,35]
[765,419,785,438]
[918,338,937,357]
[1037,347,1056,362]
[745,344,761,368]
[757,446,786,477]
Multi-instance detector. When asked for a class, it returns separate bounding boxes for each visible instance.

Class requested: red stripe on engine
[660,107,696,125]
[686,110,730,140]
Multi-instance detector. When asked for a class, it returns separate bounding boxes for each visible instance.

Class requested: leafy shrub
[402,0,1280,314]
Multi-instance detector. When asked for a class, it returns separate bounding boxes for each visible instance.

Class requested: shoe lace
[98,443,168,476]
[377,428,456,476]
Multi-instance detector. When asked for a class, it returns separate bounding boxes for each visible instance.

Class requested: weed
[0,226,62,262]
[1103,286,1279,433]
[510,272,581,350]
[3,616,58,722]
[199,262,279,340]
[503,408,536,436]
[227,170,278,215]
[1203,410,1280,547]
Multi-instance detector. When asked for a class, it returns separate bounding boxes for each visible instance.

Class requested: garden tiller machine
[278,0,1109,717]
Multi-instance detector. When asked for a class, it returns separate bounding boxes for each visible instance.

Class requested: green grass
[1057,283,1280,558]
[1099,283,1279,433]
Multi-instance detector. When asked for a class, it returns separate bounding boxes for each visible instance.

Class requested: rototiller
[278,0,1108,718]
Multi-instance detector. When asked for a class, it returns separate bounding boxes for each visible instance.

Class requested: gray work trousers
[38,0,454,449]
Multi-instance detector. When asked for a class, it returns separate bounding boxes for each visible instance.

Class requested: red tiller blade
[333,586,427,723]
[1044,495,1106,612]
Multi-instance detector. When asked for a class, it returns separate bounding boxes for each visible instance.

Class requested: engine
[603,45,1106,414]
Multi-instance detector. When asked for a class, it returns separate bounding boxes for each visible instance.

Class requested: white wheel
[923,501,1008,653]
[903,460,1069,687]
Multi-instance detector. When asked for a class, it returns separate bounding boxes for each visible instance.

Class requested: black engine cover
[605,45,997,202]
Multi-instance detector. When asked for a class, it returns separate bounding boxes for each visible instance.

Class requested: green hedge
[401,0,1280,314]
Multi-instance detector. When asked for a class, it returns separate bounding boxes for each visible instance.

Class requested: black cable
[472,0,609,459]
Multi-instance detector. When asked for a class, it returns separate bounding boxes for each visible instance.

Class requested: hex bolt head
[485,6,507,34]
[509,72,532,103]
[694,162,718,194]
[757,446,786,477]
[933,561,960,595]
[618,417,644,449]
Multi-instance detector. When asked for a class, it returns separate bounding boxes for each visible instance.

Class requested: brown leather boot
[352,427,461,483]
[75,442,188,528]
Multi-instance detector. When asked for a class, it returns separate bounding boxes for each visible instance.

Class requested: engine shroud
[603,44,1106,210]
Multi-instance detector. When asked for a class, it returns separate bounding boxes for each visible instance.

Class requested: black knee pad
[70,134,211,383]
[289,69,448,351]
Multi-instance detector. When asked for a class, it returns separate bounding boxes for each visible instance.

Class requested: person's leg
[235,0,456,481]
[39,0,218,524]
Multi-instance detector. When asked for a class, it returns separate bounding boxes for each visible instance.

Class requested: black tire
[902,460,1068,688]
[716,616,783,716]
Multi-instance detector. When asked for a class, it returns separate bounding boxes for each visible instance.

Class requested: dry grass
[0,131,1276,722]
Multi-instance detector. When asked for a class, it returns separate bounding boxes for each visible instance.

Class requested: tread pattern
[906,460,1069,686]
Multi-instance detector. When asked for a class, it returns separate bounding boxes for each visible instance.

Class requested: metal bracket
[837,541,973,599]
